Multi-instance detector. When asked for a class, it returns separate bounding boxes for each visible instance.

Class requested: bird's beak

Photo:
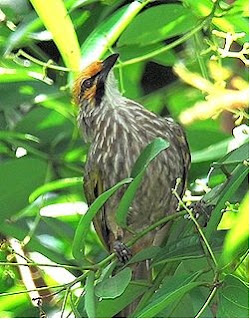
[100,53,119,81]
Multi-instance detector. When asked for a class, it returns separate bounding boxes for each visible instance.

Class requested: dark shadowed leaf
[95,281,148,317]
[135,272,205,318]
[217,274,249,318]
[153,231,226,266]
[128,246,161,264]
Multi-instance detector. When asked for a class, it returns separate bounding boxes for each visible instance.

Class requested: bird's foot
[113,240,132,264]
[186,200,214,227]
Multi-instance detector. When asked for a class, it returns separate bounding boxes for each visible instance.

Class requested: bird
[72,53,190,316]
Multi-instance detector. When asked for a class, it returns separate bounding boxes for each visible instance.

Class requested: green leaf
[131,137,170,178]
[221,193,249,267]
[72,178,132,261]
[118,4,197,47]
[95,267,132,299]
[128,246,161,264]
[4,12,42,55]
[85,271,96,318]
[153,231,226,266]
[0,81,56,111]
[217,274,249,317]
[80,1,149,68]
[205,164,249,240]
[95,281,148,317]
[116,138,169,228]
[184,0,248,43]
[135,272,204,318]
[29,177,83,203]
[0,157,48,219]
[191,138,234,163]
[118,43,177,67]
[210,141,249,178]
[30,0,81,72]
[0,131,40,143]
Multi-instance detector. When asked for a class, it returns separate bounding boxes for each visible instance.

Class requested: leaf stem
[61,286,71,318]
[0,261,91,271]
[15,49,72,72]
[195,286,217,318]
[172,186,218,268]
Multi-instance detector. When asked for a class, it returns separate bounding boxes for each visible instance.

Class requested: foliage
[0,0,249,318]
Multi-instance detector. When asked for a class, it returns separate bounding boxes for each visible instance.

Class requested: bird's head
[72,53,119,109]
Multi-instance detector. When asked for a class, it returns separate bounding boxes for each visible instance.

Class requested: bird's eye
[82,78,93,89]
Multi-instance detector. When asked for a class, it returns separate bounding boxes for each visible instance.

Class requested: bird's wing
[166,118,191,197]
[84,165,110,251]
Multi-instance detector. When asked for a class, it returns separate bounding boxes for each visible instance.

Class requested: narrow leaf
[205,164,249,240]
[30,0,81,72]
[80,1,149,68]
[29,177,83,203]
[221,192,249,267]
[85,271,96,318]
[135,272,204,318]
[116,138,169,228]
[72,178,132,261]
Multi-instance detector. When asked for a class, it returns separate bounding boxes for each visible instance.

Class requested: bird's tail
[115,261,151,318]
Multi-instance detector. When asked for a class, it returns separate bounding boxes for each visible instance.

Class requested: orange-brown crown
[72,60,102,105]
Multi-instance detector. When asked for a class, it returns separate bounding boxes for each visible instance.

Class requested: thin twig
[0,262,89,271]
[172,183,218,268]
[195,286,217,318]
[15,49,73,72]
[61,286,71,318]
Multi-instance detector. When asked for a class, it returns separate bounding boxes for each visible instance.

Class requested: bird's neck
[78,84,124,143]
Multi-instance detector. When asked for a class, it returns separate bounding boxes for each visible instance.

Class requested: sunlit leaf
[80,1,149,68]
[29,177,83,203]
[118,4,198,47]
[30,0,81,72]
[205,164,249,240]
[221,193,249,267]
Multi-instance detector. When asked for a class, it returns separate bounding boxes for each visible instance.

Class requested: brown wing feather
[83,166,109,251]
[165,118,191,197]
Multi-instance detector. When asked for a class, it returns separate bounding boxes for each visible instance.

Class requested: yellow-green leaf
[221,192,249,267]
[29,0,81,73]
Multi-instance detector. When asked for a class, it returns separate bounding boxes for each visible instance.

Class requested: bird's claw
[187,200,214,227]
[113,240,132,264]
